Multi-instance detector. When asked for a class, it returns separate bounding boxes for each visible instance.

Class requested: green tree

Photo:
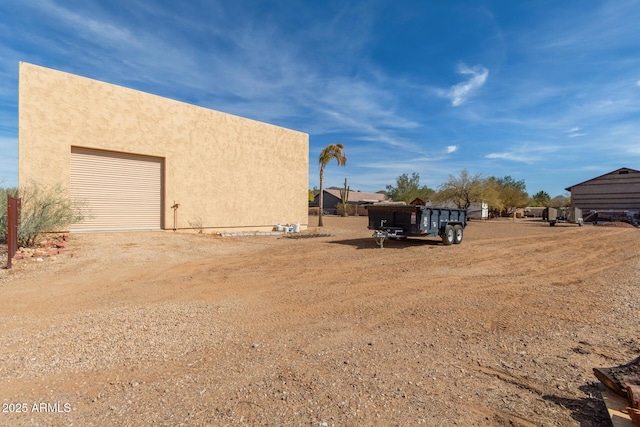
[385,172,435,203]
[318,144,347,226]
[530,190,551,207]
[480,179,504,213]
[432,169,484,209]
[549,194,570,208]
[485,176,529,215]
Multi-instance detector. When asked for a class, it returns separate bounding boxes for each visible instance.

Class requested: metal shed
[565,167,640,212]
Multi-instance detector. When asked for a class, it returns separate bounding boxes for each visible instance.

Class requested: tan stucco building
[18,62,308,232]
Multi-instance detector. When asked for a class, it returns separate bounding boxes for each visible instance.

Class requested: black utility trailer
[366,204,467,248]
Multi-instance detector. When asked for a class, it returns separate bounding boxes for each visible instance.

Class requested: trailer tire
[453,225,463,244]
[549,221,556,226]
[442,225,454,245]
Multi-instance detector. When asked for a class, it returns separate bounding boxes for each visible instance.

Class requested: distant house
[313,189,388,215]
[409,198,428,206]
[565,167,640,212]
[524,207,546,218]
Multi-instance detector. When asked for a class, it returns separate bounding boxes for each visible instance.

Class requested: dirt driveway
[1,217,638,426]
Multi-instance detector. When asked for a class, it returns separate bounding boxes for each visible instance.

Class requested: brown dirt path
[1,217,638,426]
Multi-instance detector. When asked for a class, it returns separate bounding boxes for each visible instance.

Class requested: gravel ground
[0,217,638,426]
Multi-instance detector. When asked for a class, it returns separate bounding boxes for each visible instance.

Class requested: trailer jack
[373,230,387,249]
[372,230,405,249]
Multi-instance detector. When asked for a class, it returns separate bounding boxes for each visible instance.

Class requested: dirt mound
[596,221,637,228]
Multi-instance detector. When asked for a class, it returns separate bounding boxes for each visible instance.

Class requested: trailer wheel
[549,221,556,226]
[442,225,454,245]
[453,225,463,244]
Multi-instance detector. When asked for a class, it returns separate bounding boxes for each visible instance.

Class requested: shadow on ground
[543,383,610,427]
[329,237,443,250]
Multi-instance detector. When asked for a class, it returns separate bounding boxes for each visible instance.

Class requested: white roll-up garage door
[70,147,163,231]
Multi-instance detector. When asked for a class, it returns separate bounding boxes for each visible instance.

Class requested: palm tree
[318,144,347,226]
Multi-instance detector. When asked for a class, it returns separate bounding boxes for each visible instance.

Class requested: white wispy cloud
[485,152,529,162]
[311,78,422,135]
[534,2,640,55]
[446,64,489,107]
[352,159,467,190]
[64,12,136,46]
[600,123,640,158]
[12,0,427,156]
[567,128,586,138]
[6,1,637,197]
[485,144,559,163]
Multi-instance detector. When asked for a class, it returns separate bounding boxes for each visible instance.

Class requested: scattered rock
[8,234,71,264]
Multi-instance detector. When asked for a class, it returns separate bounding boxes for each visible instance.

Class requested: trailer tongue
[366,204,467,248]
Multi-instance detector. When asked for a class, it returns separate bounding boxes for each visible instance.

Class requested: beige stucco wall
[18,62,308,232]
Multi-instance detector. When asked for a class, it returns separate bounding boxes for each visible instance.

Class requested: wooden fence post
[7,194,21,269]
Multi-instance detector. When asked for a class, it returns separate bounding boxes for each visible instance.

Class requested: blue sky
[1,1,639,197]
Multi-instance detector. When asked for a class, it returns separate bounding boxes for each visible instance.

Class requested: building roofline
[565,167,640,191]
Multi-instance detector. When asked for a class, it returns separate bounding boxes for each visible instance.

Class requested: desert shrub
[1,183,88,247]
[188,216,204,233]
[308,207,320,216]
[336,204,355,216]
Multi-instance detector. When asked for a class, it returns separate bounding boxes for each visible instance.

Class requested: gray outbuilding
[565,167,640,212]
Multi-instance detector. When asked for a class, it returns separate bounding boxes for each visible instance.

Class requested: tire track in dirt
[225,226,636,345]
[467,364,552,396]
[225,226,636,340]
[460,228,639,334]
[468,402,539,427]
[245,240,473,328]
[491,299,520,332]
